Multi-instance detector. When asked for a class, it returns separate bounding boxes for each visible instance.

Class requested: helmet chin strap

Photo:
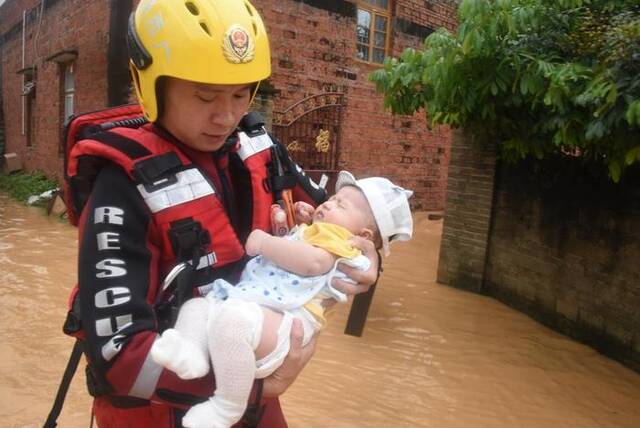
[249,81,262,106]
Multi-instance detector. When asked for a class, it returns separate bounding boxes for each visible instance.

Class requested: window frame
[62,63,75,123]
[25,87,36,148]
[59,62,76,154]
[21,68,37,148]
[355,0,392,65]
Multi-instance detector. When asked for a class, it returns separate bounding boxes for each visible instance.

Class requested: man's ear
[357,228,374,242]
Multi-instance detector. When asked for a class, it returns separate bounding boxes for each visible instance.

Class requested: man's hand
[293,201,315,225]
[245,229,269,256]
[332,235,379,296]
[263,319,317,397]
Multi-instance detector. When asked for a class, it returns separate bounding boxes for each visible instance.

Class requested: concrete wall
[486,158,640,372]
[439,131,640,372]
[1,0,457,210]
[437,129,497,291]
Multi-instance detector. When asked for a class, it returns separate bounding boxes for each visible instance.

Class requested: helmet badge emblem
[223,25,255,64]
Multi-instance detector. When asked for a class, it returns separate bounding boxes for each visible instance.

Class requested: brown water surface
[1,192,639,427]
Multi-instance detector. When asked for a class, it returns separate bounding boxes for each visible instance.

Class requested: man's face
[313,186,373,235]
[159,78,253,152]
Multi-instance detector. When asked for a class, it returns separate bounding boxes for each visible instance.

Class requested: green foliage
[0,171,58,203]
[370,0,640,181]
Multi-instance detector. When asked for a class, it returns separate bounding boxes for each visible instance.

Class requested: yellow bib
[302,223,361,258]
[300,223,361,326]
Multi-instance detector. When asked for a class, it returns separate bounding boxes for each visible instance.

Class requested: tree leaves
[625,100,640,126]
[369,0,640,182]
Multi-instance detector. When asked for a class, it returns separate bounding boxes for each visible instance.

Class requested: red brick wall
[2,0,458,210]
[253,0,457,210]
[395,0,458,31]
[0,0,42,35]
[1,0,110,180]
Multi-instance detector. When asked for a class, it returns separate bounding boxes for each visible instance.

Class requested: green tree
[370,0,640,181]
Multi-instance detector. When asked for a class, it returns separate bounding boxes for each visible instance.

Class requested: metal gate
[271,92,345,171]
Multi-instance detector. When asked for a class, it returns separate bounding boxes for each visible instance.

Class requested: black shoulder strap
[241,379,265,427]
[43,340,84,428]
[88,131,152,159]
[271,137,327,205]
[344,250,384,337]
[69,130,153,219]
[239,111,265,134]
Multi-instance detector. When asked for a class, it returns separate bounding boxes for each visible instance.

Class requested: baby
[150,171,413,428]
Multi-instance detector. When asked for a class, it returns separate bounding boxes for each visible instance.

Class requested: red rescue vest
[66,112,277,271]
[47,105,326,428]
[64,105,324,279]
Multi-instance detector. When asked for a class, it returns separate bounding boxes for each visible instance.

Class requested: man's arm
[245,229,336,276]
[78,165,213,402]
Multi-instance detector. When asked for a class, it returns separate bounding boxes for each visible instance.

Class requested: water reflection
[1,193,639,427]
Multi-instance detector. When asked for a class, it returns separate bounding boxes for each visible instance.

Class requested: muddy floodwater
[1,192,640,427]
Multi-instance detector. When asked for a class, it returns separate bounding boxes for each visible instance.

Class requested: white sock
[182,298,262,428]
[182,396,248,428]
[150,297,210,379]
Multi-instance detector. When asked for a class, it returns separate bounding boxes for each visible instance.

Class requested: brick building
[0,0,457,210]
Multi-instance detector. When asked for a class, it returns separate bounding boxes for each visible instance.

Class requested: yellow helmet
[127,0,271,121]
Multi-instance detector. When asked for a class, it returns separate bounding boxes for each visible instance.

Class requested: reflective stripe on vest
[136,168,215,213]
[236,130,274,161]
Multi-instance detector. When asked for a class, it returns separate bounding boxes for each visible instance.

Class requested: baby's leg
[255,306,287,362]
[182,299,284,428]
[150,297,210,379]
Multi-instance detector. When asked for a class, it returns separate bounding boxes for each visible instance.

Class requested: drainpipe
[21,10,26,136]
[0,41,5,155]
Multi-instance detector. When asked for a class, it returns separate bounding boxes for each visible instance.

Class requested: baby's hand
[245,229,269,256]
[294,201,315,225]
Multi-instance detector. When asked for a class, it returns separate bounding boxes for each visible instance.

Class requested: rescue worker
[66,0,379,426]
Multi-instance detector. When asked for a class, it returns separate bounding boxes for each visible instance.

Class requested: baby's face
[312,186,374,234]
